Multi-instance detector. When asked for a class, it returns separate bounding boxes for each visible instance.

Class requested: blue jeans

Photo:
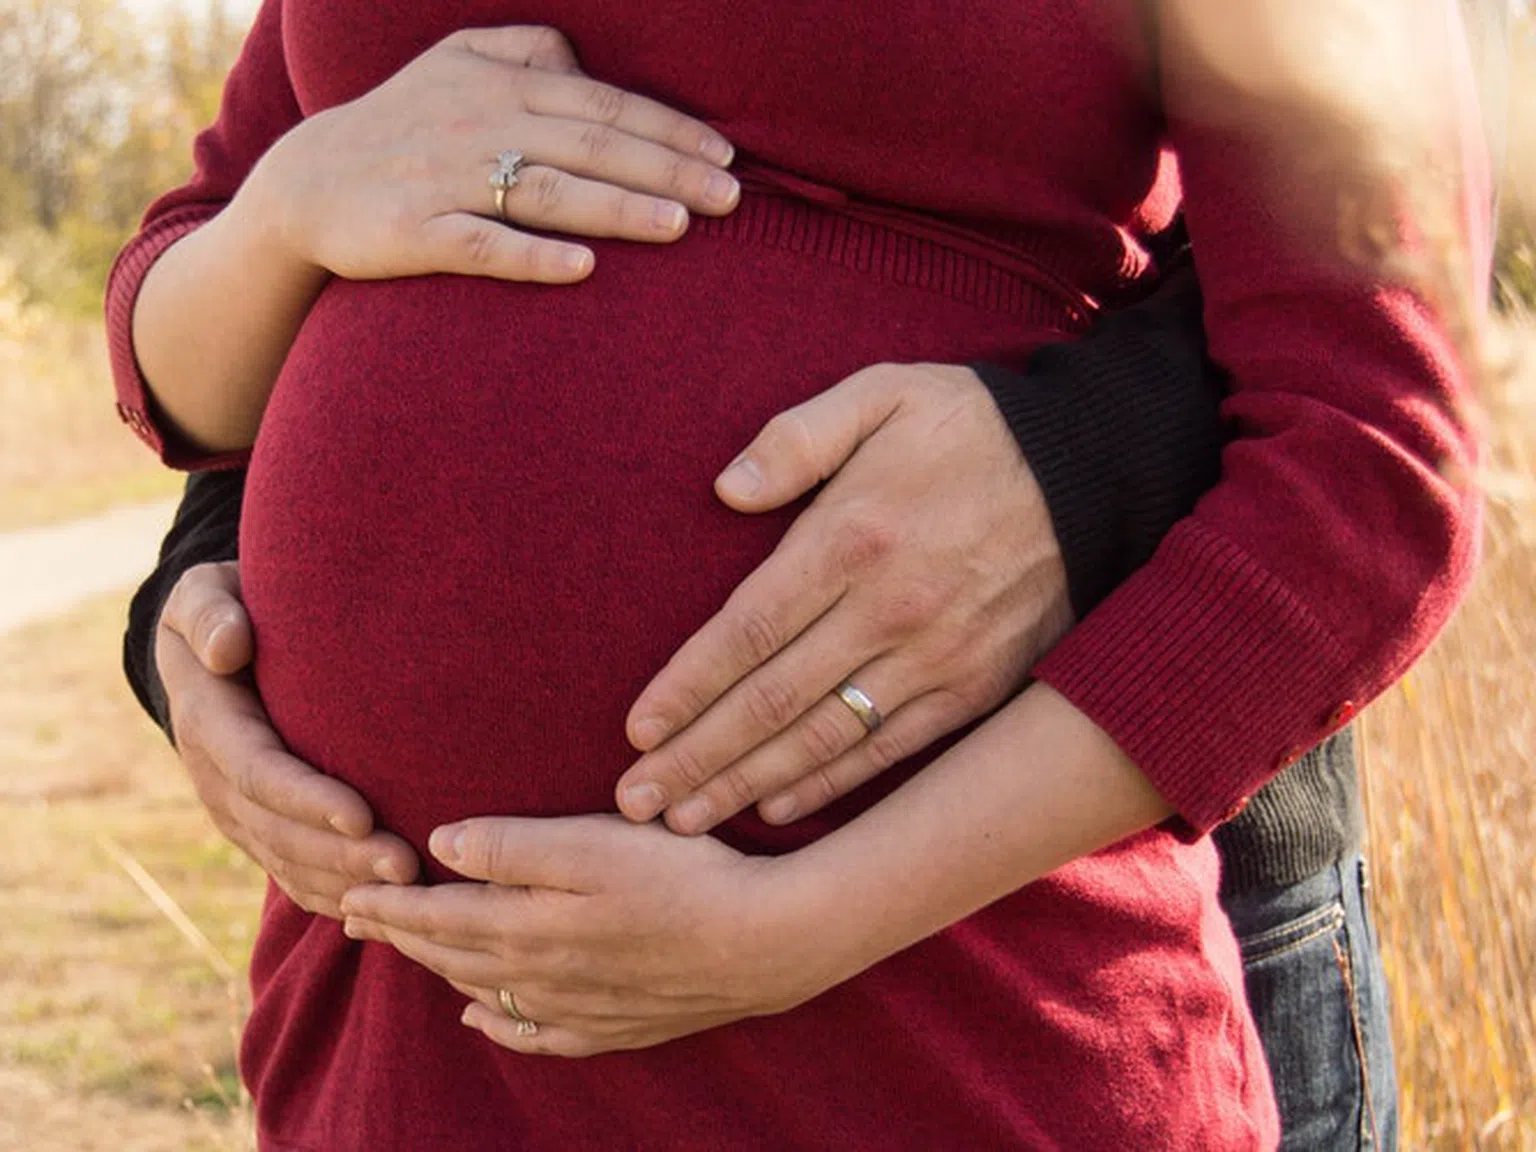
[1220,855,1398,1150]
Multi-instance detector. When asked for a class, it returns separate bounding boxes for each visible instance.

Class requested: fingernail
[430,825,464,865]
[328,811,366,838]
[204,619,231,657]
[561,246,593,275]
[343,917,362,940]
[705,171,739,208]
[671,794,714,833]
[699,134,734,166]
[652,201,687,233]
[621,783,666,822]
[631,716,670,750]
[372,857,404,884]
[759,795,799,824]
[717,457,762,500]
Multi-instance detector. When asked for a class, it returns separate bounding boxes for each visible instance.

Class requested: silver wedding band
[489,149,526,221]
[834,681,883,733]
[498,987,539,1037]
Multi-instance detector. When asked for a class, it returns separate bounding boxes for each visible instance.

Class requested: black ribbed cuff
[971,263,1227,619]
[123,469,247,740]
[1213,728,1363,895]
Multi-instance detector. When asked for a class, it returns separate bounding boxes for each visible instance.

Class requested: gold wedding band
[834,681,883,733]
[489,149,525,221]
[498,987,539,1037]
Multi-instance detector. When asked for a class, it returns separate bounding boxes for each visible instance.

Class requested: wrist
[748,853,881,1006]
[233,126,330,284]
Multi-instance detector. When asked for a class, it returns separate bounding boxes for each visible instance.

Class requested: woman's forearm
[780,683,1173,973]
[131,166,328,455]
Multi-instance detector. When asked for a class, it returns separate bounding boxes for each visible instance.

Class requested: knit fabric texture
[103,1,1486,1147]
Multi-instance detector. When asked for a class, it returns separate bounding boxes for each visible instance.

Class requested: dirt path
[0,499,179,637]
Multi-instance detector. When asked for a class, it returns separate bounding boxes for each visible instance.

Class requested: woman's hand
[614,363,1073,834]
[247,25,739,285]
[339,815,843,1057]
[156,562,419,917]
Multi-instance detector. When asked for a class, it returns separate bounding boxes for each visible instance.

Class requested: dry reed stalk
[1362,319,1536,1149]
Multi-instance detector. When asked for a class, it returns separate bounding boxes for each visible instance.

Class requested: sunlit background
[0,2,1532,1148]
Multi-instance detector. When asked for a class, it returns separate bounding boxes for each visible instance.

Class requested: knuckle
[863,725,910,773]
[931,684,983,727]
[457,223,502,269]
[342,840,383,881]
[226,754,259,804]
[581,83,628,126]
[761,410,818,473]
[665,744,713,791]
[730,606,782,667]
[467,822,508,880]
[883,581,943,635]
[797,708,851,765]
[662,152,693,197]
[616,192,654,233]
[808,765,841,808]
[667,679,716,726]
[531,25,571,61]
[716,768,761,812]
[385,201,419,243]
[740,674,798,732]
[170,689,209,745]
[834,514,895,575]
[577,122,617,164]
[528,167,566,214]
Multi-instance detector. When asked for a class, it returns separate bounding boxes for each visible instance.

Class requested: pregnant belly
[242,221,1062,865]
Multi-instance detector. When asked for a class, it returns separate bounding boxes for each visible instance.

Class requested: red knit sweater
[106,2,1485,1148]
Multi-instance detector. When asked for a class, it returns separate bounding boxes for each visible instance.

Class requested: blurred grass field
[0,308,180,533]
[0,319,1531,1149]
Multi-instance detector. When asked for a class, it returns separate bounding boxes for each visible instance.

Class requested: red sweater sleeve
[105,0,301,470]
[1034,2,1492,835]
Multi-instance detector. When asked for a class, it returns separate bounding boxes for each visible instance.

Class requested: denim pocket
[1238,899,1347,964]
[1237,898,1376,1150]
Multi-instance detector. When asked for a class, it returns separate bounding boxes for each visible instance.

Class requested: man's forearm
[124,469,247,736]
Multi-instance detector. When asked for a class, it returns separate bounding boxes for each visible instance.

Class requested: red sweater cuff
[1033,519,1355,838]
[104,205,252,472]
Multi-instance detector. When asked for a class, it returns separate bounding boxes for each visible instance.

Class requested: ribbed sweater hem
[1034,519,1354,837]
[107,185,1093,473]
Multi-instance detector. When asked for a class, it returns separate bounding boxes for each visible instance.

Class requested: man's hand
[340,815,835,1057]
[614,363,1073,834]
[156,562,418,916]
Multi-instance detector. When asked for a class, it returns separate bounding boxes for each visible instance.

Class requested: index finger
[621,514,845,760]
[163,633,375,838]
[520,72,734,168]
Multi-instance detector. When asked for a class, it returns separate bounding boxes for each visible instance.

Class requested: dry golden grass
[1361,318,1536,1150]
[0,596,263,1151]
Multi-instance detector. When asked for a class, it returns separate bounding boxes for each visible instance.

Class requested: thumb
[715,367,901,512]
[429,816,615,890]
[160,561,254,677]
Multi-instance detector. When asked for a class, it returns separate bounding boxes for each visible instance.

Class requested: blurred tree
[0,0,245,313]
[0,0,137,232]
